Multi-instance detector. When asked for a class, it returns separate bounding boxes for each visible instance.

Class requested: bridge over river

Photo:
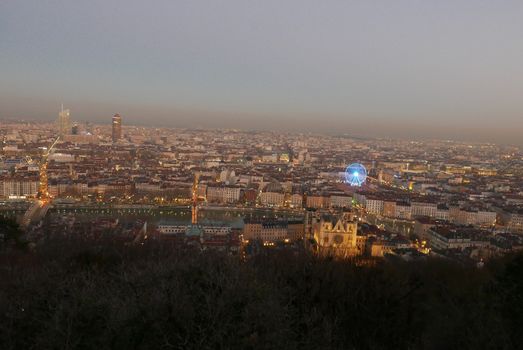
[39,203,305,227]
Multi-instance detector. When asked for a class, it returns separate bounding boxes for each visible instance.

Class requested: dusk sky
[1,1,522,144]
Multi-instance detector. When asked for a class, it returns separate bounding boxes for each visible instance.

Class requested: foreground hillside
[1,238,522,350]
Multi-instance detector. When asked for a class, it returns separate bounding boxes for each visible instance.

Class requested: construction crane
[38,137,60,202]
[191,172,200,225]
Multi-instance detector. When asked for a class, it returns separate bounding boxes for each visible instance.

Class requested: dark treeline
[0,236,522,349]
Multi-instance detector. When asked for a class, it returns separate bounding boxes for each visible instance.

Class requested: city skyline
[0,104,521,147]
[3,3,523,348]
[1,1,523,145]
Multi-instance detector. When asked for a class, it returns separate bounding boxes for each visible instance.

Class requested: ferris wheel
[344,163,367,186]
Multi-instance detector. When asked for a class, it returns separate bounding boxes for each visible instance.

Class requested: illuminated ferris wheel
[344,163,367,186]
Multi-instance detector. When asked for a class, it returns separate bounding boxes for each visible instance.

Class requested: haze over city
[4,2,523,349]
[2,0,523,144]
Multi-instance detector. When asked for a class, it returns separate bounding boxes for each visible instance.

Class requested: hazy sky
[1,1,522,144]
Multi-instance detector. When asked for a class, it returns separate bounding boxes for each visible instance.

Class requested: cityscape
[2,1,523,349]
[2,109,522,262]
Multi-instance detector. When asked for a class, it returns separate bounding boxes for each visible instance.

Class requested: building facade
[313,218,360,257]
[112,114,122,142]
[57,105,71,137]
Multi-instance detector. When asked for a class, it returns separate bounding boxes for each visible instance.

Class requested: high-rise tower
[57,104,71,137]
[112,114,122,142]
[71,123,79,135]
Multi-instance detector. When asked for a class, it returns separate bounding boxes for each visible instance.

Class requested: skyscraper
[57,104,71,137]
[112,114,122,142]
[71,123,79,135]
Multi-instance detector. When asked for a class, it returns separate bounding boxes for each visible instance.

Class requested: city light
[0,3,521,348]
[345,163,367,187]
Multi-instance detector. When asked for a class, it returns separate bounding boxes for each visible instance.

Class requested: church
[313,216,365,258]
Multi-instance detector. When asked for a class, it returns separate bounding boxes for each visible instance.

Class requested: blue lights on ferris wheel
[345,163,367,186]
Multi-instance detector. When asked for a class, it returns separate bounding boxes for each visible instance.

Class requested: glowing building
[313,217,363,258]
